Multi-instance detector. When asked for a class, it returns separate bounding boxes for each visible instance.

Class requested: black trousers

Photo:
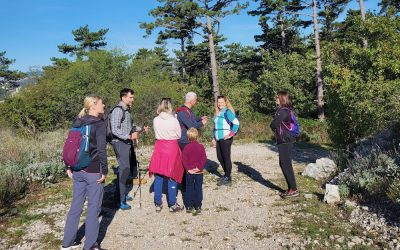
[277,142,297,190]
[216,138,233,178]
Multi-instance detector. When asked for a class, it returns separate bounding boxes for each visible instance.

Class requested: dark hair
[276,90,292,108]
[120,88,135,99]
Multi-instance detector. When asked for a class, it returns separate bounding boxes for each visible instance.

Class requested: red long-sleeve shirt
[182,141,207,172]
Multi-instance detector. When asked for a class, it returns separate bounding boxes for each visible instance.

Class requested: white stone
[324,184,340,204]
[302,158,337,180]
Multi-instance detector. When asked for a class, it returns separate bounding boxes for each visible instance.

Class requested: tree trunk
[278,12,287,53]
[180,37,187,80]
[359,0,368,48]
[206,15,220,100]
[312,0,324,120]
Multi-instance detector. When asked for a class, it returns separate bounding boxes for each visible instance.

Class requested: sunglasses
[161,97,171,101]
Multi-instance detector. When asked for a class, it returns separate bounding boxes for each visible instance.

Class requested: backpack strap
[110,106,126,129]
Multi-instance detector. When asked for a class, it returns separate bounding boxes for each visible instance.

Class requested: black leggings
[278,142,297,190]
[216,138,233,178]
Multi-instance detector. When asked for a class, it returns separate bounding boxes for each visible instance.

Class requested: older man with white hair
[176,92,208,150]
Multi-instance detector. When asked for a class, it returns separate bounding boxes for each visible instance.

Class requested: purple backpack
[62,125,92,171]
[279,108,300,138]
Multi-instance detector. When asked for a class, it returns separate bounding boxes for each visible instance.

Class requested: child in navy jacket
[182,128,207,214]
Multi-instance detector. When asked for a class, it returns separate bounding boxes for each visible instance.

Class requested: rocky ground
[1,142,399,249]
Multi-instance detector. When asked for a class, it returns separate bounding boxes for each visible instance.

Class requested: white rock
[324,184,340,204]
[302,158,337,180]
[304,193,313,199]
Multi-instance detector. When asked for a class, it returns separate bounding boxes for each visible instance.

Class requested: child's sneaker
[186,207,195,213]
[280,189,299,198]
[155,204,163,213]
[194,207,202,214]
[169,203,184,213]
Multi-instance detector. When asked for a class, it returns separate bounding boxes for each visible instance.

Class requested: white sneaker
[60,243,80,250]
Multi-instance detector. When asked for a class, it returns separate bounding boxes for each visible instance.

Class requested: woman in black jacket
[270,91,299,198]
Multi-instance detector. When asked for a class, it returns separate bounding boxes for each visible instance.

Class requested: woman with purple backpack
[270,91,299,198]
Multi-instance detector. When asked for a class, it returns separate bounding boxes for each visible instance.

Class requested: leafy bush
[337,150,400,203]
[0,163,28,207]
[26,161,65,186]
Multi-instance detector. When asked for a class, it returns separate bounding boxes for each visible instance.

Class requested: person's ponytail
[78,108,87,118]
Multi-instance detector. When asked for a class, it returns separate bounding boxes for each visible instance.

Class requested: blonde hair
[215,95,235,116]
[78,95,102,118]
[187,127,199,142]
[157,98,173,114]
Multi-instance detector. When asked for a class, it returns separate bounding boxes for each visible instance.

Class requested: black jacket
[72,115,108,175]
[270,107,295,144]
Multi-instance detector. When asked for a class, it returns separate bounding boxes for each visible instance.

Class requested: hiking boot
[186,207,195,213]
[125,194,133,202]
[280,189,299,199]
[119,202,132,210]
[169,203,184,213]
[155,204,163,213]
[133,177,147,185]
[217,176,232,186]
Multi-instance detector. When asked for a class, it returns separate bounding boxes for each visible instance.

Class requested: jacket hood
[158,112,175,120]
[72,115,102,127]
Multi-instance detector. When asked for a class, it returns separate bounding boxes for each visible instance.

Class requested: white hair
[185,92,197,103]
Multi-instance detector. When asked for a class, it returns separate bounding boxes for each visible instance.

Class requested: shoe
[169,203,184,213]
[280,189,300,198]
[186,207,195,213]
[133,177,147,185]
[155,204,163,213]
[217,176,232,186]
[119,202,131,210]
[60,243,80,250]
[125,194,133,202]
[89,242,103,250]
[194,207,202,214]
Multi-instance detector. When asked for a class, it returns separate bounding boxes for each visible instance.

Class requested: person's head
[78,95,105,118]
[120,88,135,107]
[187,127,199,142]
[157,97,173,114]
[184,92,197,108]
[215,95,235,115]
[275,90,292,108]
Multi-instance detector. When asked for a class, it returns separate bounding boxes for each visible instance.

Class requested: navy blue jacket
[176,105,203,144]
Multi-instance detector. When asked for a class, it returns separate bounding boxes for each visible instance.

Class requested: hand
[97,174,106,184]
[223,135,232,140]
[130,132,139,140]
[201,116,208,125]
[66,169,73,179]
[212,138,216,147]
[188,168,200,174]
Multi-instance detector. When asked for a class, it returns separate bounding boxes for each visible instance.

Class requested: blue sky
[0,0,378,72]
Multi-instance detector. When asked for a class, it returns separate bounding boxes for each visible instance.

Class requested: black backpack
[105,106,126,143]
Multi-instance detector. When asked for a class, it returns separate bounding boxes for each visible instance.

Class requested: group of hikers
[61,88,299,250]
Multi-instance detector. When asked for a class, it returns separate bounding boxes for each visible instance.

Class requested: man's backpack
[105,106,126,143]
[280,107,300,137]
[62,125,92,171]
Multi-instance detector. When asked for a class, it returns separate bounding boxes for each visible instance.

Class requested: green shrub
[0,163,28,207]
[26,161,65,186]
[337,150,400,203]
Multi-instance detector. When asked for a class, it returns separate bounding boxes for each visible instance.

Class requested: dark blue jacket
[176,105,203,144]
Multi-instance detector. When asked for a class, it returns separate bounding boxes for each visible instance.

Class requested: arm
[226,110,240,135]
[96,121,108,175]
[178,111,203,129]
[174,118,182,139]
[270,109,289,130]
[198,145,207,171]
[110,107,129,140]
[181,148,190,171]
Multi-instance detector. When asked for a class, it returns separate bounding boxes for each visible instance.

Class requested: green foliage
[256,51,315,116]
[58,25,109,58]
[0,163,28,207]
[324,14,400,145]
[337,150,400,203]
[26,162,65,186]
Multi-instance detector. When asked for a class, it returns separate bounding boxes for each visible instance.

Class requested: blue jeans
[63,171,104,250]
[153,174,177,207]
[184,173,203,208]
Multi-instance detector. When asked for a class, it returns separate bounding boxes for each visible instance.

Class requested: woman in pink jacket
[149,98,184,213]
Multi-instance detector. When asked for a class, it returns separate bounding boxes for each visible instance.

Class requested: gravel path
[99,142,327,250]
